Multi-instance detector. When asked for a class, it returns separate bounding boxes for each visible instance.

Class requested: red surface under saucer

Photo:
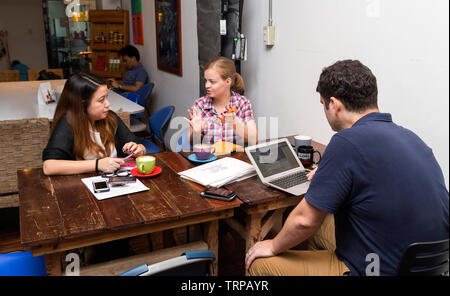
[130,166,162,178]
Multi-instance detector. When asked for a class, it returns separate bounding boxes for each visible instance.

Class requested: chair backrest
[149,105,175,143]
[135,83,154,109]
[0,251,46,276]
[397,239,449,276]
[27,68,63,81]
[118,250,215,276]
[115,109,130,129]
[0,70,20,82]
[0,118,50,195]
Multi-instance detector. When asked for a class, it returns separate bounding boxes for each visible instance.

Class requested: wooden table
[0,80,144,121]
[18,153,241,275]
[163,137,326,274]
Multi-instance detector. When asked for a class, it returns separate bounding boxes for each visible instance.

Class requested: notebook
[245,138,311,196]
[178,157,255,188]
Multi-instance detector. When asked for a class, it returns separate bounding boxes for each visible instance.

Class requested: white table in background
[0,80,144,121]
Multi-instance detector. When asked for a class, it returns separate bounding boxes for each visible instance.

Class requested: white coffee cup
[294,135,312,148]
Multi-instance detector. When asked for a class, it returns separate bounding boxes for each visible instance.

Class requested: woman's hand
[185,107,204,134]
[122,142,145,157]
[219,105,237,126]
[98,157,123,172]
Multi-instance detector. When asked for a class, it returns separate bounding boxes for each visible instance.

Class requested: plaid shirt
[192,92,255,144]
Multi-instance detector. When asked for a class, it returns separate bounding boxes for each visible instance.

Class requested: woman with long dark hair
[43,73,146,175]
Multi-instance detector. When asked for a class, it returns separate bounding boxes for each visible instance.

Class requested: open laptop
[245,138,311,196]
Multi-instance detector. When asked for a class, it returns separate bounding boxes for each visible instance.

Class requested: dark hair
[51,72,118,159]
[11,60,20,67]
[119,45,140,61]
[316,60,378,112]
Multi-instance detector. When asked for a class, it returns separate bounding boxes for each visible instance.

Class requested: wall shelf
[89,10,129,79]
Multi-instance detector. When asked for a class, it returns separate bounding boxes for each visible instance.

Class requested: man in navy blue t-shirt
[108,45,148,93]
[246,60,448,276]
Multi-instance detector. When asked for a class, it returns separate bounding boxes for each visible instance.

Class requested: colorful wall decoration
[131,0,144,45]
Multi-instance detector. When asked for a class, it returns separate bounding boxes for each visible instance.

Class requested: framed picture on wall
[155,0,182,76]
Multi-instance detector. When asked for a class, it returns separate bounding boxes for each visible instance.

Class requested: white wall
[242,0,449,188]
[0,0,48,70]
[95,0,121,10]
[122,0,199,145]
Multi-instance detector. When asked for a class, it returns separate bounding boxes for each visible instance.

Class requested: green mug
[136,156,156,175]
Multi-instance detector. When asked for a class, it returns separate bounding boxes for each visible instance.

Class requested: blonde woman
[185,57,257,145]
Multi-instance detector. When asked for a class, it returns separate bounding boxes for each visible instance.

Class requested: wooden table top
[18,136,326,248]
[18,156,241,247]
[161,136,327,207]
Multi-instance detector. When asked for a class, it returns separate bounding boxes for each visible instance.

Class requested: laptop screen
[249,141,301,178]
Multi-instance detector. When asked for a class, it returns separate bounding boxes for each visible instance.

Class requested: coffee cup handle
[139,163,144,173]
[211,147,216,154]
[313,150,322,164]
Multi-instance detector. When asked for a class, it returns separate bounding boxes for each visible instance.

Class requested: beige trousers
[248,214,350,276]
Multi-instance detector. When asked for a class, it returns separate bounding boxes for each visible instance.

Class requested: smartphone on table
[92,180,110,193]
[200,187,237,201]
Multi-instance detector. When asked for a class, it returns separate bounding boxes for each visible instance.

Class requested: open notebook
[178,157,255,188]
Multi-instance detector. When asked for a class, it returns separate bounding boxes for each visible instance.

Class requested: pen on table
[123,153,134,160]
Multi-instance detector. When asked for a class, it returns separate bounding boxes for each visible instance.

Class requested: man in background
[108,45,148,93]
[11,60,29,81]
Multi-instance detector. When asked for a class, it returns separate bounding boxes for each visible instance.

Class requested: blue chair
[118,250,215,276]
[126,83,155,133]
[0,251,46,276]
[142,105,175,154]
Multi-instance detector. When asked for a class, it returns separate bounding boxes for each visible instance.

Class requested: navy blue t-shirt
[123,63,148,86]
[305,112,449,276]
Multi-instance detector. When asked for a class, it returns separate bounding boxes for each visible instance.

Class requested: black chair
[397,239,449,276]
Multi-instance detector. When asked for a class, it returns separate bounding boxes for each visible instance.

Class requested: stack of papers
[178,157,256,188]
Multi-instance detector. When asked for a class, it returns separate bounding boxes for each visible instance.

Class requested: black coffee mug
[297,145,322,168]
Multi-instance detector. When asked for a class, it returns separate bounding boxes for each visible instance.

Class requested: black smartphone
[92,180,110,193]
[200,187,237,201]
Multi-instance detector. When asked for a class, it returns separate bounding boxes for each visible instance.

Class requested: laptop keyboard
[269,171,309,189]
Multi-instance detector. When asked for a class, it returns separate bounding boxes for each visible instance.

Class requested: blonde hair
[204,57,245,94]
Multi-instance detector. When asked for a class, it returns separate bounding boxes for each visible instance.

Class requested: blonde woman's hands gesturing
[185,107,204,134]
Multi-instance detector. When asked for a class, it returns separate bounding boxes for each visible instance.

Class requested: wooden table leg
[202,220,219,275]
[244,213,263,253]
[44,252,62,276]
[244,213,263,276]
